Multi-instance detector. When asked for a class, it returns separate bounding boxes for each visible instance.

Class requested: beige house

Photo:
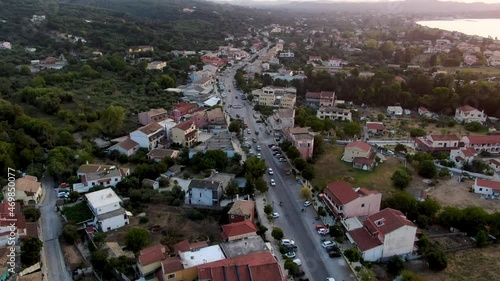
[455,105,487,124]
[3,175,42,205]
[342,141,377,171]
[279,94,296,108]
[268,108,295,132]
[252,86,296,108]
[146,61,167,70]
[220,221,258,241]
[283,127,315,159]
[138,108,169,125]
[317,107,352,121]
[171,121,199,147]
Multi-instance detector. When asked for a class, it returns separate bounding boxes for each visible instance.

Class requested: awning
[204,97,220,107]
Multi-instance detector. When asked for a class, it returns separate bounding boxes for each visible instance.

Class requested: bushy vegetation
[62,201,94,224]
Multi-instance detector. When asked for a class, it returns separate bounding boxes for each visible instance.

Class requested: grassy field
[312,146,404,196]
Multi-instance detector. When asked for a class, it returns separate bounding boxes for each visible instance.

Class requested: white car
[292,259,302,266]
[272,212,280,218]
[257,153,261,159]
[326,278,336,281]
[321,241,336,248]
[285,251,296,259]
[256,145,261,151]
[303,201,311,207]
[270,179,276,186]
[318,228,329,235]
[268,168,274,175]
[281,239,295,246]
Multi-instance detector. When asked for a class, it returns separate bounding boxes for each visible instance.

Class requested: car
[279,158,287,162]
[285,245,298,252]
[292,259,302,266]
[321,241,335,248]
[256,145,261,151]
[257,153,261,159]
[235,96,238,99]
[304,201,312,207]
[326,278,336,281]
[328,250,341,258]
[285,251,296,259]
[270,179,276,186]
[281,239,296,246]
[268,168,274,175]
[272,212,280,218]
[236,114,240,118]
[318,228,329,235]
[274,153,282,158]
[252,138,257,143]
[58,192,69,198]
[268,144,275,148]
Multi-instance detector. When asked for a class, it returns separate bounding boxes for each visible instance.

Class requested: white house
[325,58,343,67]
[454,105,487,124]
[130,122,166,150]
[387,106,403,116]
[347,208,417,262]
[279,51,294,58]
[488,159,500,173]
[317,107,352,121]
[72,164,130,193]
[449,147,477,168]
[461,135,500,154]
[186,179,224,207]
[108,138,140,157]
[85,188,129,232]
[417,107,433,118]
[0,41,12,49]
[473,178,500,197]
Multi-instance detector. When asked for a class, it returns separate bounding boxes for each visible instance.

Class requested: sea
[416,19,500,40]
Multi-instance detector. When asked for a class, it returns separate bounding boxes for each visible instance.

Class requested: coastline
[416,18,500,39]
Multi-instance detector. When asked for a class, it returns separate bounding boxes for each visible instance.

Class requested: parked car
[270,179,276,186]
[247,129,251,134]
[281,239,295,246]
[256,145,261,151]
[268,168,274,175]
[285,245,298,252]
[292,259,302,266]
[326,278,336,281]
[272,212,280,218]
[318,228,329,236]
[257,153,261,159]
[285,251,296,259]
[321,241,335,248]
[304,201,312,207]
[279,158,287,162]
[328,251,341,258]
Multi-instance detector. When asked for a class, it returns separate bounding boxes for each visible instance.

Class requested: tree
[366,39,378,49]
[302,165,315,181]
[313,134,325,157]
[360,268,377,281]
[395,143,408,153]
[204,150,228,170]
[475,230,488,248]
[21,237,43,266]
[387,255,405,275]
[160,74,176,88]
[99,105,126,135]
[383,192,418,220]
[23,208,41,222]
[225,180,239,201]
[409,128,426,137]
[401,270,427,281]
[228,119,243,136]
[255,177,269,193]
[425,249,448,271]
[244,156,267,179]
[125,227,149,252]
[271,227,284,240]
[418,160,437,178]
[344,247,360,262]
[91,248,109,272]
[284,259,301,277]
[293,158,308,171]
[377,113,385,122]
[391,168,413,189]
[264,204,273,215]
[301,187,312,200]
[460,206,489,235]
[418,197,441,219]
[286,146,301,160]
[62,224,79,243]
[343,121,361,137]
[438,206,463,229]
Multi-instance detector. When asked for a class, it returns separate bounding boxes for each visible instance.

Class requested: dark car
[325,245,339,252]
[285,245,298,252]
[328,250,341,258]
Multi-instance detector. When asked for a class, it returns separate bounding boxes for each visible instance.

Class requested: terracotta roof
[173,240,208,254]
[197,251,286,281]
[227,200,255,217]
[12,176,41,193]
[463,135,500,145]
[429,135,459,141]
[138,122,163,135]
[173,120,195,131]
[138,244,168,265]
[353,150,377,165]
[174,102,197,113]
[364,208,416,236]
[162,257,184,274]
[221,221,258,240]
[366,122,385,131]
[0,202,26,231]
[461,147,477,157]
[418,107,430,113]
[475,179,500,191]
[457,105,477,112]
[345,141,371,152]
[325,181,358,205]
[115,138,139,151]
[319,91,335,98]
[490,159,500,165]
[348,227,383,251]
[305,92,321,99]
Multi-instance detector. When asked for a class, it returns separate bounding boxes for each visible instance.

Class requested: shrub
[387,255,405,275]
[344,248,361,262]
[186,209,203,220]
[425,249,448,271]
[271,227,284,240]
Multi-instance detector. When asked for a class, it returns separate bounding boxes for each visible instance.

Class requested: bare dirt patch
[62,243,84,270]
[428,177,500,213]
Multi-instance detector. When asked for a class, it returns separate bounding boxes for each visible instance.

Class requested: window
[92,182,96,186]
[115,178,118,182]
[361,204,365,207]
[479,188,483,191]
[231,215,234,219]
[167,274,176,279]
[200,193,202,198]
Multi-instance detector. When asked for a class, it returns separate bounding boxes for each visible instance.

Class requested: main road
[39,172,72,281]
[220,54,355,281]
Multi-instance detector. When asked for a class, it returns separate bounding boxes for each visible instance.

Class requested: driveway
[39,172,72,281]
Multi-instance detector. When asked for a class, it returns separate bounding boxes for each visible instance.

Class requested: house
[189,133,235,158]
[251,86,296,108]
[159,256,198,281]
[219,235,269,258]
[268,108,295,132]
[455,105,487,124]
[146,61,167,70]
[72,164,130,193]
[193,77,212,88]
[108,138,140,157]
[320,181,382,219]
[279,94,296,108]
[147,148,180,162]
[347,208,417,262]
[283,127,315,159]
[85,188,129,232]
[366,122,385,136]
[137,244,169,277]
[220,221,258,241]
[325,58,343,67]
[449,147,477,168]
[317,107,352,121]
[171,102,198,122]
[178,244,226,269]
[473,178,500,196]
[197,251,286,281]
[2,175,42,205]
[0,202,26,246]
[415,135,460,153]
[488,159,500,172]
[418,107,433,118]
[138,108,169,125]
[305,91,336,107]
[142,179,159,190]
[387,106,403,116]
[191,108,227,132]
[105,242,134,259]
[171,121,199,147]
[342,141,377,171]
[173,239,209,256]
[461,135,500,154]
[279,51,294,58]
[130,122,166,150]
[308,56,322,64]
[186,179,224,207]
[227,200,255,223]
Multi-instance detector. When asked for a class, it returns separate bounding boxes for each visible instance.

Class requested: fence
[434,162,493,180]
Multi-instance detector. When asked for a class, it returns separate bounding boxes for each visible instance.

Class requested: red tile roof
[348,227,383,251]
[162,257,184,274]
[463,135,500,145]
[138,244,168,265]
[138,122,163,135]
[364,208,416,236]
[366,122,385,131]
[116,138,139,151]
[429,135,460,141]
[490,159,500,166]
[25,222,38,238]
[197,251,286,281]
[461,147,477,157]
[325,181,358,205]
[221,221,258,240]
[457,105,477,112]
[476,179,500,191]
[174,120,195,131]
[174,102,197,114]
[305,92,321,99]
[173,240,208,255]
[0,202,26,232]
[346,141,372,152]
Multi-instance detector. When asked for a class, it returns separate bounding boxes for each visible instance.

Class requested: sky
[217,0,500,4]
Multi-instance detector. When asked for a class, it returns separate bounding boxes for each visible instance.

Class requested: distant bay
[416,19,500,40]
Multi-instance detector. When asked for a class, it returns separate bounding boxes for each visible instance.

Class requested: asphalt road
[221,58,355,281]
[39,173,72,281]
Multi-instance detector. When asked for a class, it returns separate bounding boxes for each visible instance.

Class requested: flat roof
[85,188,122,209]
[220,236,268,258]
[179,245,226,268]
